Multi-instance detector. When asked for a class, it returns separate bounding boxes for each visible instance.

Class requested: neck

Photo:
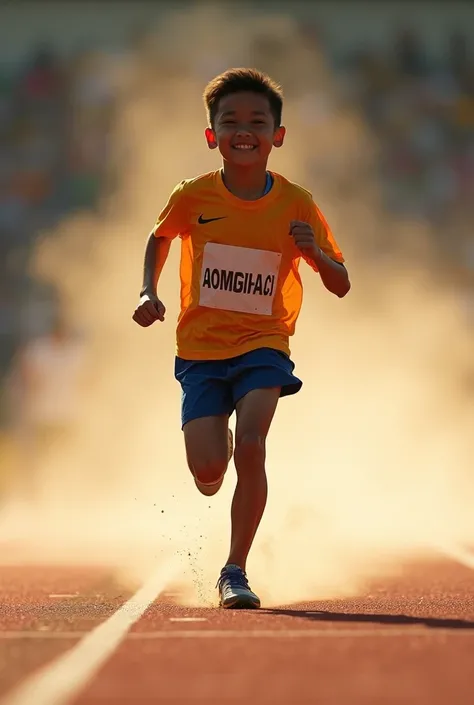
[221,163,269,201]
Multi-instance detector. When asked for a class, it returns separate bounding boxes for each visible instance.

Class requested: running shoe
[217,564,261,609]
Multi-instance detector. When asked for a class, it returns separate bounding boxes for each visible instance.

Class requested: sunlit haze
[2,6,474,608]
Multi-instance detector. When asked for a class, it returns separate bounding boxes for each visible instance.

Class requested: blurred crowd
[1,22,473,424]
[346,29,474,262]
[0,46,115,389]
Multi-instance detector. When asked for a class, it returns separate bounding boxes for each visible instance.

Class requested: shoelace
[216,569,250,591]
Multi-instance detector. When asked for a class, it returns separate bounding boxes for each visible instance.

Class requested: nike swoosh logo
[198,215,227,224]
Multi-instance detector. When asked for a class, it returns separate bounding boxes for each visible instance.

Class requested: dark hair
[203,68,283,128]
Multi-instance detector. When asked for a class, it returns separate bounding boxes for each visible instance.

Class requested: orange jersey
[152,170,344,360]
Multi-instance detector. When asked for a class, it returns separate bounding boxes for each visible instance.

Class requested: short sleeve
[305,199,345,264]
[152,180,189,240]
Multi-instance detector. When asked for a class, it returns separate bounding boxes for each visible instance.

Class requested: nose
[235,126,252,136]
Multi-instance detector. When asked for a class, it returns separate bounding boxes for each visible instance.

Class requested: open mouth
[232,144,257,151]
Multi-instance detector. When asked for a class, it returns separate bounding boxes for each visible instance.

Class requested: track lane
[0,560,473,705]
[0,566,132,699]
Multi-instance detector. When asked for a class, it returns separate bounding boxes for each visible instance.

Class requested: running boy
[133,68,350,609]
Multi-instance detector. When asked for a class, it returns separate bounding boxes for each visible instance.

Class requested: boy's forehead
[216,92,272,117]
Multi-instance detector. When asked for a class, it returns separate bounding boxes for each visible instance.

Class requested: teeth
[234,145,255,150]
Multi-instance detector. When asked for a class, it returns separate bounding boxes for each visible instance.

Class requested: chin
[224,153,264,167]
[231,158,261,168]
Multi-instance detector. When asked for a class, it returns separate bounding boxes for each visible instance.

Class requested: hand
[290,220,321,259]
[132,292,166,327]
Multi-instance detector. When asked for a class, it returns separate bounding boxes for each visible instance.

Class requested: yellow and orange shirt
[152,170,344,360]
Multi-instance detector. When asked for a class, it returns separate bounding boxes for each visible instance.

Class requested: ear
[273,126,286,148]
[205,127,218,150]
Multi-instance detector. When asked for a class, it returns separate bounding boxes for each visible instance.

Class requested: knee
[234,433,266,471]
[189,456,227,487]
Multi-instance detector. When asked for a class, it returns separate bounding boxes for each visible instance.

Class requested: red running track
[0,560,473,704]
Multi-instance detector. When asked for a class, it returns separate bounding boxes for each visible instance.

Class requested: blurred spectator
[65,51,115,209]
[394,29,427,77]
[448,31,469,83]
[7,313,87,502]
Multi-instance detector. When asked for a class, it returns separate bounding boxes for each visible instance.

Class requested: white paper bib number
[199,242,282,316]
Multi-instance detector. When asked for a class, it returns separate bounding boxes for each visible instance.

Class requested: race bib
[199,242,282,316]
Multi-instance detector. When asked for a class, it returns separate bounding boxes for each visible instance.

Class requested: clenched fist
[289,220,321,258]
[132,293,166,327]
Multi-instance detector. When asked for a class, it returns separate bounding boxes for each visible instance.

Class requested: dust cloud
[3,6,474,607]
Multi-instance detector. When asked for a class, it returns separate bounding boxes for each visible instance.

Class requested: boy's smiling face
[205,91,285,166]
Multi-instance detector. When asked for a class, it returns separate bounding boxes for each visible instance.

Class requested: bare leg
[225,387,280,571]
[183,415,230,496]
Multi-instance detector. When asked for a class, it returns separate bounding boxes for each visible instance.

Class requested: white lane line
[0,563,178,705]
[48,594,78,599]
[168,617,208,623]
[0,628,472,640]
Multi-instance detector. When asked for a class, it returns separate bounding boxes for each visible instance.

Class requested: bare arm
[134,180,187,326]
[140,233,172,297]
[133,235,172,327]
[304,248,351,298]
[290,219,350,298]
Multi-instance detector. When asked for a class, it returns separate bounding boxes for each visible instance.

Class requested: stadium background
[1,0,474,559]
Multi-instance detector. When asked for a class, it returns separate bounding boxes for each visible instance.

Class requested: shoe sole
[220,595,261,610]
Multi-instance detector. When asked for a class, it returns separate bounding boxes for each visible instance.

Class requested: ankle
[224,560,246,572]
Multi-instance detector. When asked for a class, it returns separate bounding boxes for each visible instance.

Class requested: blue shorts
[175,347,302,428]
